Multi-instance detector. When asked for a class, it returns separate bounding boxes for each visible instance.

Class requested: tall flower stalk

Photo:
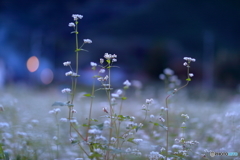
[165,57,195,159]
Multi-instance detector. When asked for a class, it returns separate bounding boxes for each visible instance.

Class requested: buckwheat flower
[72,14,83,20]
[53,136,58,141]
[88,128,102,135]
[133,139,143,144]
[149,151,165,160]
[146,98,153,104]
[49,108,61,114]
[191,58,196,62]
[63,61,71,66]
[159,74,165,80]
[158,116,165,122]
[60,118,68,122]
[61,88,71,94]
[111,137,116,142]
[84,39,92,44]
[90,62,97,67]
[104,53,111,59]
[112,58,117,62]
[100,58,104,64]
[172,144,183,150]
[104,75,109,81]
[163,68,174,75]
[71,72,78,77]
[97,77,103,81]
[111,93,119,98]
[123,80,131,87]
[65,71,73,76]
[189,73,194,77]
[150,114,155,118]
[160,147,166,152]
[183,62,188,66]
[99,69,105,73]
[68,22,75,27]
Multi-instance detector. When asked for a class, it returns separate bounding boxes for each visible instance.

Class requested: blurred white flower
[99,69,105,73]
[123,80,131,87]
[68,22,75,27]
[146,98,153,104]
[61,88,71,94]
[189,73,194,77]
[84,39,92,44]
[90,62,97,67]
[60,118,68,122]
[65,71,73,76]
[163,68,174,75]
[63,61,71,66]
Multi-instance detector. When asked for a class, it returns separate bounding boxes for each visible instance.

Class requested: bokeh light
[26,56,39,72]
[40,68,54,84]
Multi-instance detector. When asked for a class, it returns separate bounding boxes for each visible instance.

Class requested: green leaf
[84,93,92,97]
[186,78,191,81]
[127,138,136,144]
[106,59,111,64]
[121,97,127,100]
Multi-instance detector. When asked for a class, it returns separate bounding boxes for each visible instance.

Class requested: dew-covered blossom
[99,69,105,73]
[61,88,71,94]
[88,128,102,135]
[90,62,97,67]
[123,80,131,87]
[49,108,61,114]
[146,98,153,104]
[148,151,165,160]
[68,22,75,27]
[83,39,92,44]
[189,73,194,77]
[72,14,83,20]
[60,118,68,122]
[163,68,174,75]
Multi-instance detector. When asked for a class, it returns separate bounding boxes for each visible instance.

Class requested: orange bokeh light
[27,56,39,72]
[41,68,54,84]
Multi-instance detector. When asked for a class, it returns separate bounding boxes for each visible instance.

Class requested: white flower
[111,137,116,142]
[84,39,92,44]
[104,75,109,81]
[104,53,111,59]
[60,118,68,122]
[183,62,188,66]
[159,74,165,80]
[149,151,165,160]
[181,122,186,127]
[72,14,83,20]
[61,88,71,94]
[65,71,73,76]
[90,62,97,67]
[163,68,174,75]
[150,114,155,118]
[63,61,71,66]
[189,73,194,77]
[183,57,196,62]
[49,108,61,114]
[112,58,117,62]
[88,128,102,135]
[99,69,105,73]
[53,136,58,141]
[146,98,153,104]
[68,22,75,27]
[123,80,131,87]
[100,58,104,64]
[111,93,119,98]
[133,139,143,144]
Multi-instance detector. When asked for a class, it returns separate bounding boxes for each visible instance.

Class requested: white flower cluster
[148,151,165,160]
[146,98,153,104]
[111,89,123,98]
[103,53,117,62]
[49,108,61,114]
[133,138,143,144]
[181,114,190,119]
[84,39,92,44]
[97,75,109,81]
[63,61,71,66]
[90,62,97,67]
[61,88,71,94]
[68,22,75,27]
[65,71,78,77]
[125,148,142,156]
[123,80,131,87]
[72,14,83,21]
[88,128,102,135]
[183,57,196,62]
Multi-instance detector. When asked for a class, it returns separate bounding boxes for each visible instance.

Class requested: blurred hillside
[0,0,240,90]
